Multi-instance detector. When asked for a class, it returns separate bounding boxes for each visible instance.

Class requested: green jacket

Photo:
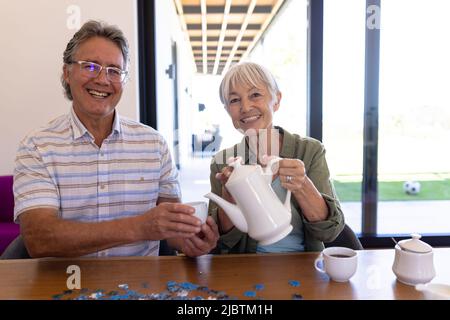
[208,127,345,253]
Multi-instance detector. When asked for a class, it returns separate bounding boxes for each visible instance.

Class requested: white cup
[185,201,208,224]
[314,247,358,282]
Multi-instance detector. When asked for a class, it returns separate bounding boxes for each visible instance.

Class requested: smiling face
[225,82,281,133]
[63,36,124,122]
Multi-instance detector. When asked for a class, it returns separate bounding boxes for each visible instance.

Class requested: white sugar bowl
[392,233,435,286]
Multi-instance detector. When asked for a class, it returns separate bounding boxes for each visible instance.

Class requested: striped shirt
[13,107,181,257]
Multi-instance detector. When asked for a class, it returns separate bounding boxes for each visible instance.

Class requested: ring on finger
[286,175,293,183]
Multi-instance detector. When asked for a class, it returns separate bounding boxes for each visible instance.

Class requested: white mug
[314,247,358,282]
[185,201,208,224]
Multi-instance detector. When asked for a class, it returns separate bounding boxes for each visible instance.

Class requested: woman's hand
[215,166,235,203]
[214,157,241,233]
[277,158,329,222]
[277,158,308,195]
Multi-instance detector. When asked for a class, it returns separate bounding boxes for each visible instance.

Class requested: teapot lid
[398,234,432,253]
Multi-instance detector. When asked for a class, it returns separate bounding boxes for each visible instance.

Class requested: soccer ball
[403,181,421,195]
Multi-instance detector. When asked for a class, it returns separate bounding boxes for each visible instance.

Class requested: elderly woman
[208,62,345,254]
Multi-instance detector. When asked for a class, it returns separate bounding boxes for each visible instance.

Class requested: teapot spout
[204,192,248,232]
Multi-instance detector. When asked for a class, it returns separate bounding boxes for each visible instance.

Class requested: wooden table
[1,248,449,300]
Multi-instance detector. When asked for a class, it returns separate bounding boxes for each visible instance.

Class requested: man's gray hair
[219,62,280,106]
[61,20,130,100]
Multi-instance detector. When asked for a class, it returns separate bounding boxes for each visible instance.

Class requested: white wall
[0,0,139,175]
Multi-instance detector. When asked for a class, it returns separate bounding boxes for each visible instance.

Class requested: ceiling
[173,0,286,75]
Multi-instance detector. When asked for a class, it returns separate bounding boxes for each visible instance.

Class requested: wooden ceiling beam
[186,23,261,30]
[223,0,258,73]
[213,0,231,75]
[201,0,208,74]
[241,0,285,61]
[178,0,285,75]
[190,35,254,41]
[183,5,273,14]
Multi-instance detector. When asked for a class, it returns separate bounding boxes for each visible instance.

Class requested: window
[323,0,366,233]
[378,0,450,234]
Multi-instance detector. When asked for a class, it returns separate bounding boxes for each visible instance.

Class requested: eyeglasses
[69,60,128,83]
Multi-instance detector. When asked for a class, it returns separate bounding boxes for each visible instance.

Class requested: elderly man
[13,20,218,258]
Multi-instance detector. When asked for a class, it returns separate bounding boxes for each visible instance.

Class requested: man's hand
[137,202,202,240]
[178,217,219,257]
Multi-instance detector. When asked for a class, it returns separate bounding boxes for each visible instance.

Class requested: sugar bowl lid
[398,233,432,253]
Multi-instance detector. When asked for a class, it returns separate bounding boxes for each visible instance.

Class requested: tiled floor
[178,156,450,236]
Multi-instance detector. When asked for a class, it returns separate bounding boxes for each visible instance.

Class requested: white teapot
[205,156,293,245]
[392,233,436,286]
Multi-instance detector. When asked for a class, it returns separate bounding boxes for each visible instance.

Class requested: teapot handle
[227,156,243,169]
[264,156,281,176]
[264,156,292,213]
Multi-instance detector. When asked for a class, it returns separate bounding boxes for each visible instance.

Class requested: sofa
[0,175,20,254]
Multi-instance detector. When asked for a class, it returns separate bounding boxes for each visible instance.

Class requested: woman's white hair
[219,62,280,106]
